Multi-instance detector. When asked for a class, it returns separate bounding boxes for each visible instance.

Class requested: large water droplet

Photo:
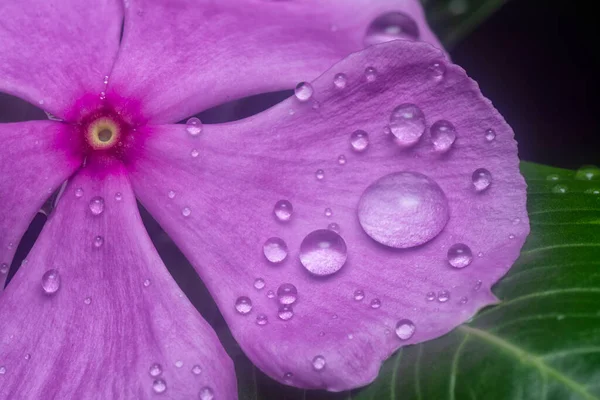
[472,168,492,192]
[149,363,163,377]
[430,120,456,152]
[447,243,473,268]
[395,319,416,340]
[273,200,293,222]
[278,304,294,321]
[312,355,326,371]
[256,313,268,326]
[152,379,167,394]
[277,283,298,305]
[389,104,426,147]
[41,269,60,295]
[358,172,449,248]
[294,82,314,102]
[235,296,253,315]
[333,73,348,89]
[350,130,369,152]
[299,229,347,276]
[364,12,419,46]
[89,196,105,216]
[253,278,265,290]
[263,237,288,264]
[186,117,203,136]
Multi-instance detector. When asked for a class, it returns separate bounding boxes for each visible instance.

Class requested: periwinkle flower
[0,0,528,399]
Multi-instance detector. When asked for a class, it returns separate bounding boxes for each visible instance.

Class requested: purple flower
[0,0,528,398]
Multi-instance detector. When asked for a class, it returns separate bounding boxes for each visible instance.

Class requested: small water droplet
[472,168,492,192]
[426,291,436,301]
[186,117,203,136]
[152,379,167,394]
[485,128,496,142]
[395,319,416,340]
[277,283,298,305]
[312,355,326,371]
[315,169,325,180]
[93,235,104,248]
[437,290,450,303]
[474,280,482,291]
[103,75,109,85]
[0,366,6,375]
[0,263,8,275]
[350,129,369,152]
[347,333,354,339]
[389,104,426,147]
[460,296,469,304]
[256,313,268,326]
[41,269,60,295]
[509,233,516,239]
[143,279,151,287]
[337,155,347,165]
[324,207,333,217]
[370,298,381,309]
[278,304,294,321]
[364,12,419,46]
[429,62,446,80]
[266,290,275,299]
[273,200,293,222]
[181,207,191,217]
[546,174,560,181]
[114,192,122,201]
[190,149,199,158]
[430,120,456,152]
[294,82,314,102]
[149,363,163,377]
[284,372,293,381]
[327,222,340,233]
[447,243,473,268]
[253,278,265,290]
[191,365,202,375]
[333,73,348,89]
[299,229,347,276]
[83,297,92,305]
[175,360,183,368]
[353,289,365,301]
[89,196,105,215]
[365,66,378,82]
[99,91,106,100]
[575,165,600,180]
[585,188,600,195]
[235,296,253,315]
[552,184,568,194]
[24,353,31,361]
[263,237,288,264]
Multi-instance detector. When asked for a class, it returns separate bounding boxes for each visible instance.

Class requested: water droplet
[447,243,473,268]
[315,169,325,180]
[327,222,340,233]
[294,82,314,102]
[364,12,419,46]
[472,168,492,192]
[312,355,326,371]
[83,297,92,305]
[509,233,515,239]
[575,165,600,180]
[474,280,482,291]
[175,360,183,368]
[585,188,600,195]
[114,192,122,201]
[437,290,450,303]
[99,91,106,100]
[256,313,268,326]
[181,207,191,217]
[191,365,202,375]
[389,104,426,147]
[253,278,265,290]
[546,174,560,181]
[0,263,8,275]
[278,304,294,321]
[190,149,199,158]
[395,319,416,340]
[93,236,104,248]
[426,291,436,301]
[324,207,333,217]
[143,279,151,287]
[273,200,293,222]
[429,62,446,81]
[337,155,347,165]
[149,363,162,377]
[370,298,381,309]
[430,120,456,152]
[103,75,109,85]
[485,128,496,142]
[41,269,60,295]
[358,172,449,248]
[299,229,347,276]
[365,67,378,82]
[350,129,370,152]
[152,379,167,394]
[277,283,298,305]
[283,372,293,381]
[89,196,105,215]
[552,184,568,194]
[353,289,365,301]
[186,117,203,136]
[0,366,6,375]
[460,296,469,304]
[235,296,253,315]
[263,237,288,264]
[266,290,275,299]
[333,73,348,89]
[24,353,31,361]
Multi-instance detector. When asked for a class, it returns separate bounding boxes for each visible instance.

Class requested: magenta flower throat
[0,0,528,398]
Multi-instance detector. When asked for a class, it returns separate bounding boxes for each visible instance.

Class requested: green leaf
[352,162,600,400]
[421,0,508,48]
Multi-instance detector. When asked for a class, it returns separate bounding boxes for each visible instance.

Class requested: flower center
[86,118,120,150]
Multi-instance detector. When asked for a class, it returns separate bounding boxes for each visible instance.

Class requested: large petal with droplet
[126,41,528,390]
[0,0,122,120]
[0,121,82,291]
[0,161,236,399]
[108,0,442,124]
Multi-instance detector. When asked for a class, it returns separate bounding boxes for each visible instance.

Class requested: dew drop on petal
[294,82,314,102]
[333,73,348,89]
[278,304,294,321]
[364,12,419,46]
[358,172,449,248]
[312,355,326,371]
[256,313,268,326]
[337,155,347,165]
[235,296,253,315]
[315,169,325,180]
[364,66,378,82]
[0,263,8,275]
[181,207,191,217]
[426,291,436,301]
[437,290,450,303]
[143,279,151,287]
[83,297,92,305]
[324,207,333,217]
[327,222,340,233]
[429,62,446,81]
[93,236,104,248]
[186,117,203,136]
[485,128,496,142]
[41,269,60,295]
[283,372,293,381]
[472,168,492,192]
[370,298,382,309]
[474,280,482,291]
[168,190,176,199]
[546,174,560,181]
[552,184,568,194]
[430,120,456,152]
[447,243,473,268]
[460,296,469,304]
[299,229,347,276]
[253,278,265,290]
[395,319,416,340]
[149,363,162,377]
[350,129,369,152]
[175,360,183,368]
[198,387,214,400]
[353,289,365,301]
[266,290,275,299]
[0,366,6,375]
[152,379,167,394]
[389,104,426,147]
[75,188,84,198]
[191,365,202,375]
[24,353,31,361]
[277,283,298,305]
[190,149,199,158]
[273,200,293,222]
[89,196,105,216]
[575,165,600,180]
[114,192,122,201]
[263,237,288,264]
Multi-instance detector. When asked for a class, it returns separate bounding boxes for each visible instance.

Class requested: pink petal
[0,160,236,399]
[0,121,82,292]
[108,0,442,124]
[0,0,122,119]
[126,41,528,390]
